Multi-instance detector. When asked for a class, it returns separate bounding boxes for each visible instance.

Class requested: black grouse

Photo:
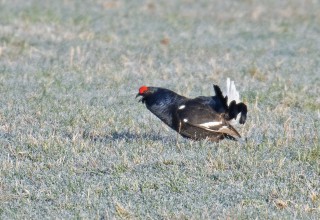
[136,79,247,142]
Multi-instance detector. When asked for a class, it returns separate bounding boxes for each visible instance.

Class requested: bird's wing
[176,100,241,138]
[185,119,241,138]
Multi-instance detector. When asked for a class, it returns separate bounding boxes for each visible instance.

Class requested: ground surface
[0,0,319,219]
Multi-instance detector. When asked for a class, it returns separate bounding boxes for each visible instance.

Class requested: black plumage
[136,84,247,142]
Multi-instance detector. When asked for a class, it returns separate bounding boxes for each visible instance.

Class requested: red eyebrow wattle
[139,86,148,94]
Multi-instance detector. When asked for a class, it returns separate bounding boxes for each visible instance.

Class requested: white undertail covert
[225,78,241,125]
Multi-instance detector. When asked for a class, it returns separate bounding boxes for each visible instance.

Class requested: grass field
[0,0,319,219]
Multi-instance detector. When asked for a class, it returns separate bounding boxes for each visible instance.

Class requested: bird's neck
[146,91,186,127]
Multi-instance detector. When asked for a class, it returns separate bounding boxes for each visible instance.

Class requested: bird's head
[136,86,156,103]
[136,85,183,107]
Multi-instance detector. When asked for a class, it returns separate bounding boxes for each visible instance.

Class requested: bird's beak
[136,93,143,102]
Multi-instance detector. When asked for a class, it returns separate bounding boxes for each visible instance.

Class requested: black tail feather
[213,85,228,110]
[226,101,247,124]
[238,103,247,124]
[213,84,247,124]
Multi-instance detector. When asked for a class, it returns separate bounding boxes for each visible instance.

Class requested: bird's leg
[176,121,182,151]
[178,121,182,133]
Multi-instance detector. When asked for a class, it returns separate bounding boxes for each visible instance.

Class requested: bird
[136,79,247,142]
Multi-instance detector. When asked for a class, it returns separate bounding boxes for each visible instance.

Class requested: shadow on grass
[83,130,174,143]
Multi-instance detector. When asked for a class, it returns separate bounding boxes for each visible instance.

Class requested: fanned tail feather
[213,78,247,125]
[225,78,245,125]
